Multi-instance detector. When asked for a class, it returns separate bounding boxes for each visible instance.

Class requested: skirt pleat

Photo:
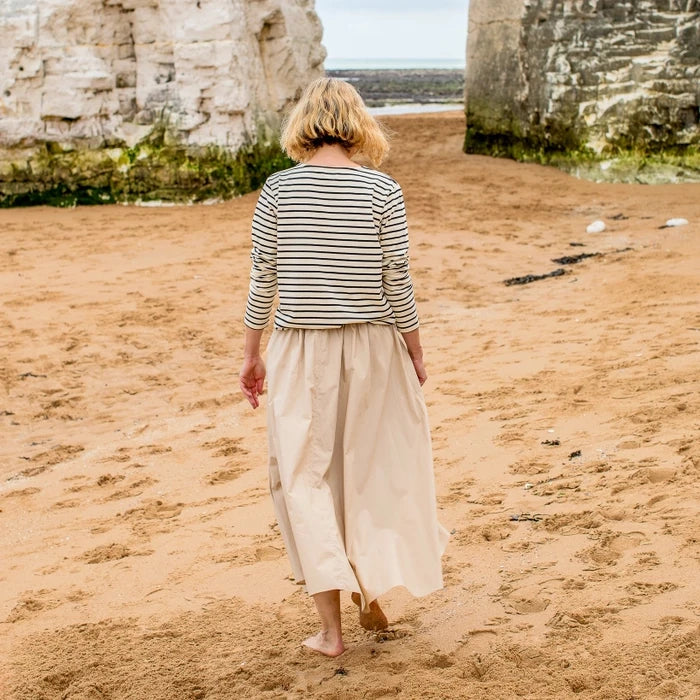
[266,323,449,611]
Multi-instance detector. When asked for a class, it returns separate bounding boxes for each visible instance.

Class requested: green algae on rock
[0,124,294,208]
[561,148,700,185]
[463,124,700,184]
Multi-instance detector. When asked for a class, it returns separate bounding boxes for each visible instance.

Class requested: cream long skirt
[266,322,449,611]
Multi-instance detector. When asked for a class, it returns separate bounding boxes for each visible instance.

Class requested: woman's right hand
[239,355,266,409]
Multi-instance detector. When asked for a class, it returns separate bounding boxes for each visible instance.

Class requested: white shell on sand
[664,218,689,227]
[586,220,606,234]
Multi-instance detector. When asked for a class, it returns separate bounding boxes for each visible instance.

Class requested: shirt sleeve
[378,183,420,332]
[243,177,278,329]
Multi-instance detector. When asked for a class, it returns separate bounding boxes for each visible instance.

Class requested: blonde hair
[280,77,390,168]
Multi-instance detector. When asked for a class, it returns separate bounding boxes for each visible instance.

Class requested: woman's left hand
[411,356,428,386]
[239,355,266,409]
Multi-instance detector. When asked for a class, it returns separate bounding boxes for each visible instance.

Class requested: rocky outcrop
[0,0,325,204]
[465,0,700,182]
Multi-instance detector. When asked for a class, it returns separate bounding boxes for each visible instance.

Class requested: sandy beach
[1,110,699,698]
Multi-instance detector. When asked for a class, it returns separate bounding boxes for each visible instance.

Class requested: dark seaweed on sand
[504,268,567,286]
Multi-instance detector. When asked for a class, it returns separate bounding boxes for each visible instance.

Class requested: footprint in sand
[184,393,238,411]
[375,628,410,643]
[582,530,647,565]
[61,474,96,493]
[98,450,131,464]
[608,531,647,554]
[35,563,63,575]
[96,473,126,486]
[190,495,233,522]
[539,510,603,535]
[501,539,545,552]
[214,544,284,565]
[78,543,153,564]
[534,477,583,496]
[233,486,268,507]
[454,521,515,545]
[546,604,621,630]
[467,624,501,634]
[509,458,551,475]
[28,444,84,469]
[206,468,245,485]
[15,465,48,478]
[2,486,41,499]
[36,394,83,421]
[645,466,677,483]
[633,552,661,569]
[494,429,527,446]
[600,506,628,521]
[421,652,455,669]
[61,474,158,503]
[136,444,173,456]
[6,444,84,482]
[100,445,171,465]
[64,588,92,602]
[464,653,494,681]
[623,581,679,601]
[202,436,249,458]
[498,583,551,614]
[52,498,82,509]
[101,477,158,502]
[124,500,183,519]
[5,588,61,623]
[118,499,185,537]
[504,593,551,614]
[479,492,506,506]
[441,559,463,586]
[438,481,473,505]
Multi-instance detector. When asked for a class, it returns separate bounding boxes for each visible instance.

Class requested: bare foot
[302,630,346,657]
[352,592,389,631]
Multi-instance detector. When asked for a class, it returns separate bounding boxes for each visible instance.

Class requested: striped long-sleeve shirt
[243,163,420,332]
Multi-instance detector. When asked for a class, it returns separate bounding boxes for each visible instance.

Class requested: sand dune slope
[1,111,699,699]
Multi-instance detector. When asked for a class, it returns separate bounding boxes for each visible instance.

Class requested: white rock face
[0,0,326,150]
[466,0,700,156]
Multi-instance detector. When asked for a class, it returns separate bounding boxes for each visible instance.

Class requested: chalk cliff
[0,0,325,204]
[465,0,700,181]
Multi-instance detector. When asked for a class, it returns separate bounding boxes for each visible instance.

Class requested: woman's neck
[305,143,357,167]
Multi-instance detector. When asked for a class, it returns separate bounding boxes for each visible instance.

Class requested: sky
[314,0,469,62]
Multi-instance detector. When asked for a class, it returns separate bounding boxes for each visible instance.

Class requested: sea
[367,102,463,116]
[325,57,465,70]
[325,58,465,114]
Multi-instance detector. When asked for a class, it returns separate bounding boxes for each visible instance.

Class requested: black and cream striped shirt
[243,163,419,332]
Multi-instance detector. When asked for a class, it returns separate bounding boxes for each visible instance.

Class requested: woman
[239,77,448,658]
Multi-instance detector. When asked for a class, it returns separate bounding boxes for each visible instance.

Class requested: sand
[1,111,699,699]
